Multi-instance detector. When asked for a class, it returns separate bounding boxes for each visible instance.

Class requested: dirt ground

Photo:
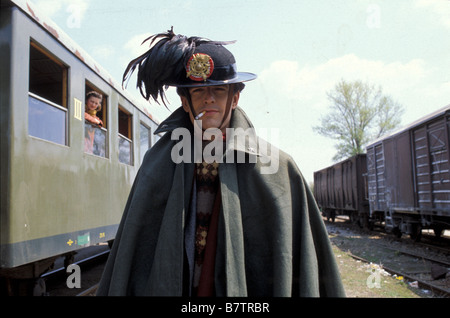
[326,216,450,298]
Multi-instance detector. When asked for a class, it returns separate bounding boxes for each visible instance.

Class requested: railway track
[369,241,450,296]
[43,244,109,296]
[334,215,450,252]
[77,283,99,296]
[327,217,450,297]
[346,250,449,297]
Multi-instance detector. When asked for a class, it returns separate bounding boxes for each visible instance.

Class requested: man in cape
[97,28,345,297]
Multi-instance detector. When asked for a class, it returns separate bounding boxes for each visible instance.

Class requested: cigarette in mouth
[195,111,205,120]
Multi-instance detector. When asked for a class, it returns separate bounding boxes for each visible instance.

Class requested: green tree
[314,79,404,162]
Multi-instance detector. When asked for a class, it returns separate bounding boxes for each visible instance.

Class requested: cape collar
[154,106,263,158]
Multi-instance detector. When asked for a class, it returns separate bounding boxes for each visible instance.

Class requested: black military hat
[122,27,256,105]
[177,42,256,88]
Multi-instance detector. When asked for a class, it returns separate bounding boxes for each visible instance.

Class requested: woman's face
[86,96,101,112]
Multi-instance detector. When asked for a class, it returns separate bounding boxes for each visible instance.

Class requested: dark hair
[176,83,245,98]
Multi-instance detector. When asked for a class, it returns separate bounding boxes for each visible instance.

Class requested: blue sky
[31,0,450,182]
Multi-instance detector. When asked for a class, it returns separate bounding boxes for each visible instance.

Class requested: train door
[413,117,450,212]
[367,143,386,212]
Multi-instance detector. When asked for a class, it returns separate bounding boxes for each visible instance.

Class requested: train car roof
[5,0,160,125]
[366,103,450,148]
[313,153,366,175]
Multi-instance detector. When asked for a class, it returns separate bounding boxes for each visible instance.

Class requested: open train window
[139,122,152,164]
[84,82,108,157]
[28,41,68,145]
[118,106,133,165]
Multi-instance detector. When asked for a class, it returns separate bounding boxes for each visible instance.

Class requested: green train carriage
[0,0,160,294]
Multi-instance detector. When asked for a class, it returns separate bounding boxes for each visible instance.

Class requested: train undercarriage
[323,208,449,242]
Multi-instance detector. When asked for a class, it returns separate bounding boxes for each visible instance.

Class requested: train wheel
[33,277,47,296]
[392,227,402,238]
[329,211,336,223]
[360,215,369,229]
[325,210,335,222]
[409,224,422,242]
[350,213,359,225]
[433,226,444,239]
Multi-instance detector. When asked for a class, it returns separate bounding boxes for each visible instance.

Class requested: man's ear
[232,91,240,109]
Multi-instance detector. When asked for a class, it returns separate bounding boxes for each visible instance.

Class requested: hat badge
[186,53,214,82]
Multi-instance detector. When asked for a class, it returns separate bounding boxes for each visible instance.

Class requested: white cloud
[120,32,177,122]
[415,0,450,28]
[32,0,63,17]
[92,45,115,60]
[120,32,155,91]
[246,53,450,182]
[33,0,89,25]
[123,32,154,57]
[258,54,431,116]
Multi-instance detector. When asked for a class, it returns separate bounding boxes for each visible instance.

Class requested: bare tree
[314,79,404,161]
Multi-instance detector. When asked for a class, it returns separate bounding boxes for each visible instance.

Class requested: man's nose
[204,88,215,103]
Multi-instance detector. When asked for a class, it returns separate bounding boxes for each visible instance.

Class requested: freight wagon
[367,105,450,240]
[0,0,160,294]
[313,154,369,227]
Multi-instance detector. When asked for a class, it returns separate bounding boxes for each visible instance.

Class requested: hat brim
[174,72,257,88]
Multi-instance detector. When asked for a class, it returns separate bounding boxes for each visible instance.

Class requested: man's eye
[191,88,205,94]
[213,87,227,92]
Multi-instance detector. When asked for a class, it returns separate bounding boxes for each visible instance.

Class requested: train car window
[118,106,133,165]
[84,83,108,157]
[139,122,152,164]
[28,41,68,145]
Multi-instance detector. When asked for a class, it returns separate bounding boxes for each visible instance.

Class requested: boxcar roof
[313,153,366,175]
[7,0,160,125]
[366,103,450,148]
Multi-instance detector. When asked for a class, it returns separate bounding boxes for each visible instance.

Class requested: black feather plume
[122,27,233,106]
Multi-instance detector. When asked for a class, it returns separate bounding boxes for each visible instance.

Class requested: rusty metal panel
[314,165,331,209]
[382,131,415,212]
[368,106,450,218]
[327,167,335,208]
[314,154,367,213]
[413,126,431,208]
[313,168,326,208]
[341,155,368,212]
[342,158,354,210]
[367,142,386,212]
[357,154,369,212]
[412,115,450,215]
[333,162,343,209]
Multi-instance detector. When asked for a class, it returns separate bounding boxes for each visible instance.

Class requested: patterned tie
[192,161,219,292]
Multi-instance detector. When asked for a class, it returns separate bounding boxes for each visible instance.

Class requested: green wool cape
[97,106,345,297]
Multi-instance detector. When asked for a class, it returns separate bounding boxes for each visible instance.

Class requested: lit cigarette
[195,111,205,120]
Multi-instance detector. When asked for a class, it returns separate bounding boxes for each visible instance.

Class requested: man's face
[181,85,240,132]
